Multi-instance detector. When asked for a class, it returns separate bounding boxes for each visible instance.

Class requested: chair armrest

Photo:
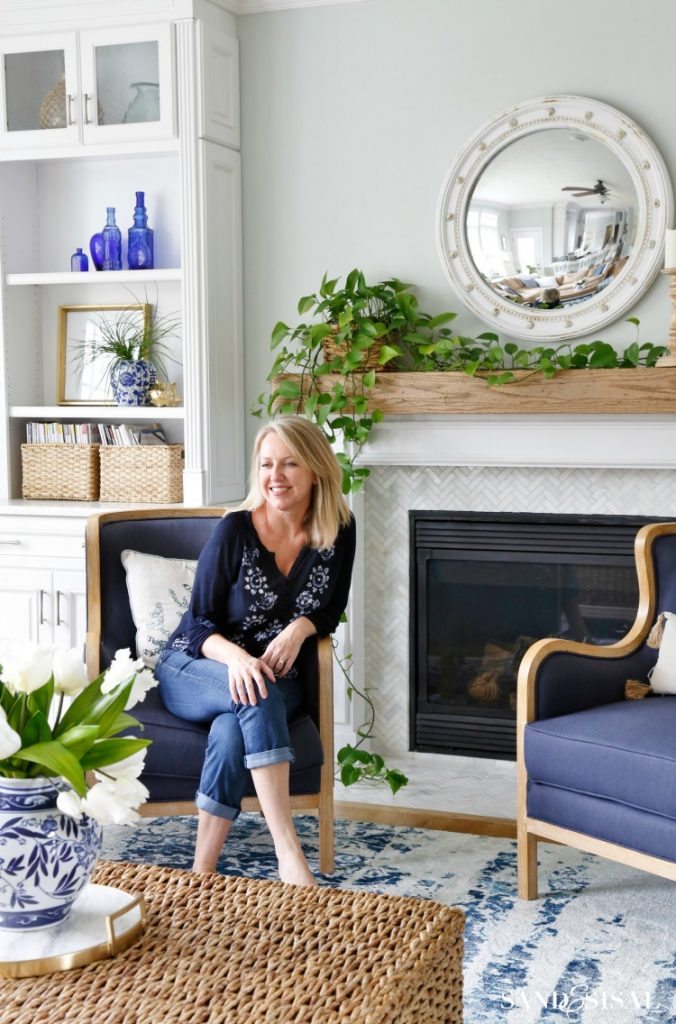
[517,520,676,725]
[517,637,655,723]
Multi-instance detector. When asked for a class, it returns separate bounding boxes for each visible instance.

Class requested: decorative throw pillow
[121,549,197,668]
[647,610,676,695]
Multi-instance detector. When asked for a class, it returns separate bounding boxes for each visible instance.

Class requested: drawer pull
[56,591,66,627]
[39,589,47,626]
[0,539,22,546]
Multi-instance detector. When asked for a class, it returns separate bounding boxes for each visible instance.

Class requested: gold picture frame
[57,303,150,406]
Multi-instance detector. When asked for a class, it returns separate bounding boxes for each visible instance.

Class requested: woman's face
[258,431,316,516]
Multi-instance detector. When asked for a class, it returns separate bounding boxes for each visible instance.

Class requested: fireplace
[410,511,656,760]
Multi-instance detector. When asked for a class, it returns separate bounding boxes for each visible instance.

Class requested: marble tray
[0,883,145,978]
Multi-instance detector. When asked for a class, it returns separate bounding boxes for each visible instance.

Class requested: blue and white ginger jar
[110,359,152,406]
[0,777,102,931]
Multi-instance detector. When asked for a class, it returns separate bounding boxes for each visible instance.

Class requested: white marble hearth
[338,413,676,820]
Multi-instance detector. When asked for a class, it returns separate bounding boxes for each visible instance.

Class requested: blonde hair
[237,416,351,549]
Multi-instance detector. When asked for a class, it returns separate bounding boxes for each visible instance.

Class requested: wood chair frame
[517,520,676,898]
[85,508,335,874]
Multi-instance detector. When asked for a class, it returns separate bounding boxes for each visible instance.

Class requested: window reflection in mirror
[465,129,638,310]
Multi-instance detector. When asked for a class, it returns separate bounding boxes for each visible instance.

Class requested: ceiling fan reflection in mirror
[561,178,610,199]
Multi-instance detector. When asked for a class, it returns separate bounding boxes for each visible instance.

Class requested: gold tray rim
[0,886,146,979]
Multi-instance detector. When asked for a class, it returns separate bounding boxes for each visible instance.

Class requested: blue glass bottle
[127,191,154,270]
[70,247,89,271]
[102,207,122,271]
[89,232,104,270]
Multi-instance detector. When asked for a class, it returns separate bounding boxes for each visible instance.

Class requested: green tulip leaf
[80,737,151,772]
[18,741,87,796]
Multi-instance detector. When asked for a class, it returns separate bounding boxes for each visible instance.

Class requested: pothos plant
[254,268,459,494]
[255,274,665,493]
[253,271,665,792]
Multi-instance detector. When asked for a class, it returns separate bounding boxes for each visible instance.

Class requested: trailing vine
[332,632,408,794]
[253,270,665,794]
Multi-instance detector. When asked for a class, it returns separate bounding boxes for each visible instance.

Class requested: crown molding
[224,0,366,12]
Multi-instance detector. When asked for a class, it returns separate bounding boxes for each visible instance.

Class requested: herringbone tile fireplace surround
[342,415,676,818]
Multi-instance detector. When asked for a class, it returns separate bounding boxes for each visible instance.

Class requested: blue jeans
[155,648,303,820]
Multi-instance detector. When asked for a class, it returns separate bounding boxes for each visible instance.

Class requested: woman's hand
[227,649,276,706]
[261,617,316,677]
[201,633,275,706]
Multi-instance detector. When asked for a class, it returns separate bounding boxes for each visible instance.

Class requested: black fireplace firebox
[410,511,660,761]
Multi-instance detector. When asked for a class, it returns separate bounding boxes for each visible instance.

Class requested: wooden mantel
[284,368,676,415]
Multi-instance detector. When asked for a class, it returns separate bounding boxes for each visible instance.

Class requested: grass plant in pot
[71,300,180,407]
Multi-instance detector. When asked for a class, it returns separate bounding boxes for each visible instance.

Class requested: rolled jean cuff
[195,791,240,820]
[244,746,295,770]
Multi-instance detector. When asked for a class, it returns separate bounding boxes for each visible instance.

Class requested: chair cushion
[525,697,676,821]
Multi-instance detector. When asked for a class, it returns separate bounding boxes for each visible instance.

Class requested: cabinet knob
[39,589,48,626]
[67,94,75,127]
[84,93,92,125]
[0,539,21,545]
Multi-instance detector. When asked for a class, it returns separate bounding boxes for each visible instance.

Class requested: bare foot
[277,846,317,887]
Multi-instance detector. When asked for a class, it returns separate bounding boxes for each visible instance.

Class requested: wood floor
[335,801,516,838]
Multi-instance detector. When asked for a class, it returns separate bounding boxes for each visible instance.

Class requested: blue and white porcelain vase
[110,359,152,406]
[0,777,102,931]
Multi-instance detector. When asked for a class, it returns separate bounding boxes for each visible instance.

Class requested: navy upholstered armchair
[85,508,335,873]
[517,521,676,898]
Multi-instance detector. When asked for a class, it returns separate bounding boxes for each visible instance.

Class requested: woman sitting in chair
[155,416,355,886]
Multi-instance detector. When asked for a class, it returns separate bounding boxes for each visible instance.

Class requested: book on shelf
[26,421,169,446]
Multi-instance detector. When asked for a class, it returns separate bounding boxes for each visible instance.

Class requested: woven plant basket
[21,444,100,501]
[99,444,184,503]
[321,326,400,371]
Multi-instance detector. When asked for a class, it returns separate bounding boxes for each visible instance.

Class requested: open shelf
[10,405,184,420]
[6,269,182,286]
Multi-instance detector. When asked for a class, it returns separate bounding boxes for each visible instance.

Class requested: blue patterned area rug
[102,814,675,1024]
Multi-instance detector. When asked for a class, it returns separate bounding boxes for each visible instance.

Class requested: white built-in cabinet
[0,1,245,650]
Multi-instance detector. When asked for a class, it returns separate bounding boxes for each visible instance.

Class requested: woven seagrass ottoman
[1,860,464,1024]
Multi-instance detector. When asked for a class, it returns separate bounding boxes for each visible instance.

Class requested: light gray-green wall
[238,0,675,449]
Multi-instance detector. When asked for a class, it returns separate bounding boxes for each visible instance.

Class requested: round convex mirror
[436,96,673,341]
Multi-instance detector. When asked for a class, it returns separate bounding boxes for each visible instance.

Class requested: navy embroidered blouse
[167,510,356,661]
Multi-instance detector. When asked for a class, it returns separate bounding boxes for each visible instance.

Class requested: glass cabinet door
[79,24,174,143]
[0,34,79,148]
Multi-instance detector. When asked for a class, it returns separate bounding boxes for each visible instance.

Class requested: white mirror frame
[436,95,674,342]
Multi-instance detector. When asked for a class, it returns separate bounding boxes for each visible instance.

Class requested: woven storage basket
[21,444,100,501]
[99,444,184,503]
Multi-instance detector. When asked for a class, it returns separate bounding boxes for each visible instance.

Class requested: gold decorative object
[468,672,501,703]
[39,75,67,130]
[148,381,182,406]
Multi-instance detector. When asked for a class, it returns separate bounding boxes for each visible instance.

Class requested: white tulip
[82,776,149,825]
[56,788,84,820]
[0,706,21,759]
[101,648,143,692]
[53,647,88,696]
[95,747,147,781]
[1,641,53,694]
[101,648,157,710]
[123,666,157,710]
